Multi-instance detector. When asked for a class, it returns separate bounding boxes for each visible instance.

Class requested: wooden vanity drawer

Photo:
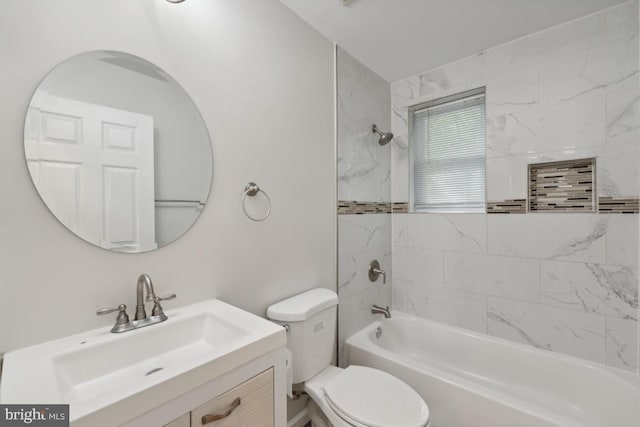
[164,413,190,427]
[191,368,274,427]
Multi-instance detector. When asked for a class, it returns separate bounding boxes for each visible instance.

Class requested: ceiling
[279,0,630,82]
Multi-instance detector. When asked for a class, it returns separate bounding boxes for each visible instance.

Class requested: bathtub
[345,313,640,427]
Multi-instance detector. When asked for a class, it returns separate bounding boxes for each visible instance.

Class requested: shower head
[372,124,394,146]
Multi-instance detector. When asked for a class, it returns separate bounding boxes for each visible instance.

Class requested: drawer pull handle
[202,397,241,424]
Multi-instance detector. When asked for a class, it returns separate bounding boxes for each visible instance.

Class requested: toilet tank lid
[267,288,338,322]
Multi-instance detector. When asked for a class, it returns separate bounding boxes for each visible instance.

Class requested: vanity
[0,299,287,426]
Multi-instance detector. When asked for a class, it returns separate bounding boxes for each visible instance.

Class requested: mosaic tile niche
[529,158,595,212]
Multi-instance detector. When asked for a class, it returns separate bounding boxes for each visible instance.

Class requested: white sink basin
[0,299,286,426]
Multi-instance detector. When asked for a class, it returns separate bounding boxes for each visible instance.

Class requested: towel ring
[242,182,271,222]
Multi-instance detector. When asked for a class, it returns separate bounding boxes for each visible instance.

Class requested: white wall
[390,1,639,373]
[0,0,335,354]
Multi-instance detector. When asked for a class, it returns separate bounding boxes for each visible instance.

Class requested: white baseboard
[288,408,310,427]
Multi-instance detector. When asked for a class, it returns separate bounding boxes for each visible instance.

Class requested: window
[410,88,486,213]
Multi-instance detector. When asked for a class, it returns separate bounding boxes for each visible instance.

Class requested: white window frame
[409,87,486,213]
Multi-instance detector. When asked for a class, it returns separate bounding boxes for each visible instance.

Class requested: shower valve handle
[368,260,386,284]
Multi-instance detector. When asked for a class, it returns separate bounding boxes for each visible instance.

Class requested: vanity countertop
[0,299,286,426]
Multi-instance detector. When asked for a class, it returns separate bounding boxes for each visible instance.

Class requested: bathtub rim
[346,311,640,390]
[345,311,640,427]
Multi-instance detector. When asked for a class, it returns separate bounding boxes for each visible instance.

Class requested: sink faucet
[135,273,158,320]
[371,305,391,319]
[97,274,176,333]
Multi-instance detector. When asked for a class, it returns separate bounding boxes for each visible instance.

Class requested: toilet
[267,288,430,427]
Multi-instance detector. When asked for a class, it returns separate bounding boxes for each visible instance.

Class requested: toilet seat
[323,365,430,427]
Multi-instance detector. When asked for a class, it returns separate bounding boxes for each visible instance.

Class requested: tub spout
[371,305,391,319]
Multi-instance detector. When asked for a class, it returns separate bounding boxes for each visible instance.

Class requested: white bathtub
[345,313,640,427]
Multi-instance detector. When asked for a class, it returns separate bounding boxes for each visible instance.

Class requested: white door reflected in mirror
[24,51,213,253]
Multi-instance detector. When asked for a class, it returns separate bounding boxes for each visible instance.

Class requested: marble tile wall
[337,48,391,203]
[392,213,639,371]
[336,47,392,366]
[390,2,640,373]
[392,2,639,203]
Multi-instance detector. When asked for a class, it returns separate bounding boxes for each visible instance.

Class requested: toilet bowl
[305,365,430,427]
[267,288,430,427]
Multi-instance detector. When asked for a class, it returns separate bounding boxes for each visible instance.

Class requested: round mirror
[24,51,213,253]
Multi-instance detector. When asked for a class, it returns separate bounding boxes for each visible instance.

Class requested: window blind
[411,91,486,212]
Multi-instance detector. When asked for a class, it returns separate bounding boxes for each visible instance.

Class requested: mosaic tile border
[338,199,639,215]
[598,197,640,213]
[392,202,408,213]
[338,201,391,214]
[487,199,527,214]
[528,158,595,212]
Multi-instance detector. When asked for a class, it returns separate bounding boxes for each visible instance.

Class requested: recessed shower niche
[528,158,596,213]
[24,51,213,253]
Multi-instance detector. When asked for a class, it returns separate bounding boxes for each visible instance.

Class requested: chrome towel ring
[242,182,271,222]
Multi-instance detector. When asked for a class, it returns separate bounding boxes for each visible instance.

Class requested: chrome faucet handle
[151,294,176,317]
[97,304,130,325]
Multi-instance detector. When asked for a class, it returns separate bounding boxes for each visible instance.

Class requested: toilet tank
[267,288,338,384]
